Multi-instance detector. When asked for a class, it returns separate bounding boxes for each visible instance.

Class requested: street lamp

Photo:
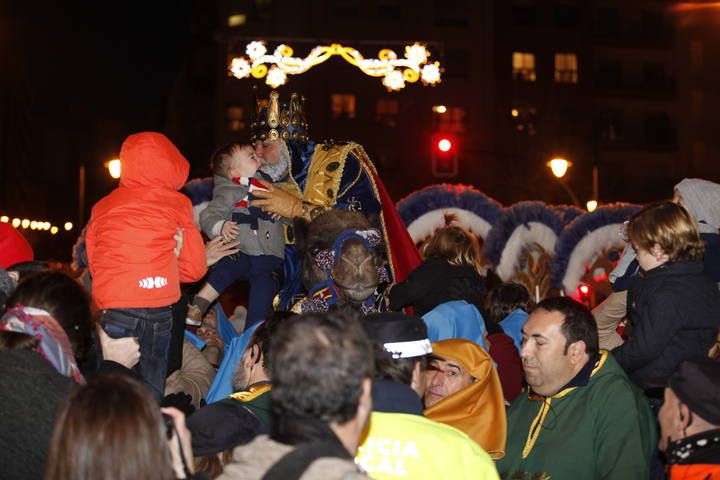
[546,157,581,207]
[547,157,572,178]
[106,159,121,179]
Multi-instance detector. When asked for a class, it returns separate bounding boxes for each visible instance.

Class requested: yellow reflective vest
[356,412,500,480]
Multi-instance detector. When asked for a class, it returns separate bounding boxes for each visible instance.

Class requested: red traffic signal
[431,133,458,178]
[437,137,453,152]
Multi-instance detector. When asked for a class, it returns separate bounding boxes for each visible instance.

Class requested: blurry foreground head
[5,271,94,363]
[269,310,374,423]
[44,374,175,480]
[269,310,374,449]
[658,357,720,453]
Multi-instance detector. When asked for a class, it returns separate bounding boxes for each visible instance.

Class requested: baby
[187,143,285,329]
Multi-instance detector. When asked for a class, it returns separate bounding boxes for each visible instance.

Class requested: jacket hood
[119,132,189,190]
[425,338,507,459]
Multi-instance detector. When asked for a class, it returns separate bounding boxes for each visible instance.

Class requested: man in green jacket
[497,297,656,480]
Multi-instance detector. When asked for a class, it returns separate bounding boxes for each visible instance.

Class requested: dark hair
[210,142,245,177]
[534,296,599,358]
[44,374,174,480]
[269,310,374,424]
[374,348,428,386]
[6,260,50,281]
[7,272,94,361]
[483,283,532,325]
[0,331,39,351]
[247,310,296,371]
[628,201,705,262]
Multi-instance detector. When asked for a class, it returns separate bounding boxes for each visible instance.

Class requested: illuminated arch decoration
[229,41,442,92]
[552,203,640,294]
[484,202,565,300]
[396,184,503,244]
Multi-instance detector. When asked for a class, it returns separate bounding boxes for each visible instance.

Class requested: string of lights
[0,216,73,235]
[229,41,442,91]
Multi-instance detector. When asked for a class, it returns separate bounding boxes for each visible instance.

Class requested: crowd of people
[1,91,719,480]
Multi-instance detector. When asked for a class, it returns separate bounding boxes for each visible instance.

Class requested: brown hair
[0,331,39,351]
[483,283,532,324]
[210,142,249,178]
[628,201,705,262]
[193,450,233,478]
[44,374,175,480]
[424,225,483,274]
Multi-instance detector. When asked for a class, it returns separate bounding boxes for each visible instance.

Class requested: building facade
[208,0,717,205]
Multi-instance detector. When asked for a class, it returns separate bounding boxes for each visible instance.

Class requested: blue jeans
[101,307,173,402]
[207,254,284,328]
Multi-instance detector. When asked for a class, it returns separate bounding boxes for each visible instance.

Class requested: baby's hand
[221,221,240,241]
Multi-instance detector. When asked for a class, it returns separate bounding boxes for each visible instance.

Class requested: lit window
[555,53,578,83]
[513,52,536,81]
[226,105,245,132]
[228,14,247,27]
[331,94,356,119]
[376,99,399,127]
[438,107,466,133]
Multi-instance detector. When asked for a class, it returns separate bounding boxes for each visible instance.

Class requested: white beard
[260,142,291,182]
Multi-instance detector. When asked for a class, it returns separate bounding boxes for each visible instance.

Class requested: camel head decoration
[294,209,389,312]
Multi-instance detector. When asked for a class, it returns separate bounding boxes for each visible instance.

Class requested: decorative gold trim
[350,145,396,282]
[228,382,272,402]
[521,351,609,458]
[302,143,353,208]
[337,142,363,199]
[267,91,280,127]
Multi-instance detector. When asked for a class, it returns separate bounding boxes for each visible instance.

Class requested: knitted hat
[674,178,720,233]
[0,224,34,269]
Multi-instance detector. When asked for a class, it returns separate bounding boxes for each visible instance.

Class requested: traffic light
[431,133,459,177]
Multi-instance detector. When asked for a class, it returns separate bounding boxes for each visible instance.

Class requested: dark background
[2,1,719,261]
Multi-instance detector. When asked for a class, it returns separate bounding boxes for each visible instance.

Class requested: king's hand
[251,179,304,219]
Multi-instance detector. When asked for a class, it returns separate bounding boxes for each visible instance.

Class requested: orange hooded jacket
[86,132,207,309]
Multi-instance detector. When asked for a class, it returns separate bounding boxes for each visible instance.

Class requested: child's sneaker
[186,304,202,326]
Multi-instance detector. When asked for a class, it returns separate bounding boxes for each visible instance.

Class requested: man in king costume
[249,90,421,310]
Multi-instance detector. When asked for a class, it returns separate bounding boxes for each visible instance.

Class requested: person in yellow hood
[424,338,507,459]
[357,312,499,480]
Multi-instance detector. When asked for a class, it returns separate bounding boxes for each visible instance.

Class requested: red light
[437,138,452,152]
[579,284,590,296]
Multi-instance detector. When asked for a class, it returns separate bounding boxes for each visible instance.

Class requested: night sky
[2,1,198,260]
[9,1,193,130]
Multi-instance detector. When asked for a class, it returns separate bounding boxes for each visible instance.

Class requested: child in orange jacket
[86,132,207,400]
